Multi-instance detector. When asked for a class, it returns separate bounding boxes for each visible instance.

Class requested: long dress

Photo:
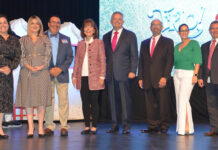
[15,35,52,107]
[0,35,21,113]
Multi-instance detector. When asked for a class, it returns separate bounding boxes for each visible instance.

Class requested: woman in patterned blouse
[15,16,52,138]
[0,14,21,139]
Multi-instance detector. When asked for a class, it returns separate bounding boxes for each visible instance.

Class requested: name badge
[61,39,68,44]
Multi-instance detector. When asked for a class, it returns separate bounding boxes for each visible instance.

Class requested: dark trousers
[144,87,170,130]
[80,77,99,127]
[206,83,218,132]
[107,77,131,130]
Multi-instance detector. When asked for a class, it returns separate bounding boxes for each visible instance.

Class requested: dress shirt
[82,37,93,76]
[111,28,123,43]
[48,30,59,65]
[150,34,161,53]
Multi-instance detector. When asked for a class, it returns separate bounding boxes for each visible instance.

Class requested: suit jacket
[72,39,106,90]
[45,31,74,83]
[103,28,138,81]
[198,41,218,85]
[138,35,174,89]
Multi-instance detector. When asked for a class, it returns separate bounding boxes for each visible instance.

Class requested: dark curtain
[0,0,99,30]
[0,0,209,122]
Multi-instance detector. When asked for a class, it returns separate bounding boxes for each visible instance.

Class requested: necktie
[150,37,156,57]
[207,40,216,70]
[112,31,119,52]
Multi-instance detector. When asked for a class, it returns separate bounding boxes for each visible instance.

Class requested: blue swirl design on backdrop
[148,7,205,39]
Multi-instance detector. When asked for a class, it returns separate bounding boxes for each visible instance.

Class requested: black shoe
[27,134,34,138]
[81,129,90,135]
[122,130,130,134]
[141,128,159,133]
[158,129,168,134]
[0,134,9,139]
[8,121,22,128]
[89,130,97,135]
[2,122,10,128]
[38,134,45,138]
[106,127,119,133]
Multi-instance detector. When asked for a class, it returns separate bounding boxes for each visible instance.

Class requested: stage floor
[1,122,218,150]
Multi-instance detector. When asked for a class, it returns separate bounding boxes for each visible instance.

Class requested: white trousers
[174,69,194,135]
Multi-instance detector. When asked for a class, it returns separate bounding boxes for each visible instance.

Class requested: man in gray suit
[44,16,73,136]
[198,20,218,136]
[103,11,138,134]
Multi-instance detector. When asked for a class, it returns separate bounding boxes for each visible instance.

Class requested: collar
[85,37,94,44]
[112,28,123,35]
[151,34,161,40]
[48,30,59,38]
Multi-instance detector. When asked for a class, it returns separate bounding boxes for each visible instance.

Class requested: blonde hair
[27,15,44,37]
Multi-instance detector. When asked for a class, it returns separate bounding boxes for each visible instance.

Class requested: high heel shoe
[81,129,90,134]
[27,128,35,138]
[0,134,9,139]
[38,134,45,138]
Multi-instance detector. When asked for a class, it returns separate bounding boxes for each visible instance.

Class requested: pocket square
[61,39,68,44]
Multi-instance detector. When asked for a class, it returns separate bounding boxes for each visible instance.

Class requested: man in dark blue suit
[44,16,73,136]
[103,11,138,134]
[198,20,218,136]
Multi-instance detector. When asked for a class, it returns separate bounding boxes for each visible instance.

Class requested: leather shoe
[122,130,130,134]
[106,127,119,133]
[81,129,90,135]
[0,134,9,139]
[141,128,159,133]
[204,131,218,136]
[26,134,34,138]
[44,128,54,136]
[60,128,68,136]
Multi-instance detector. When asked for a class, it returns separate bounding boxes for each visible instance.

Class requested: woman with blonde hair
[15,15,52,138]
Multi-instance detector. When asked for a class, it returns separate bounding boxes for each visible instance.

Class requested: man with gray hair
[138,19,174,134]
[103,11,138,134]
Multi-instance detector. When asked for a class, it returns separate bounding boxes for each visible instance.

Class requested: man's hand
[198,79,204,88]
[50,67,62,77]
[138,80,143,89]
[99,78,105,85]
[128,72,136,79]
[159,77,167,88]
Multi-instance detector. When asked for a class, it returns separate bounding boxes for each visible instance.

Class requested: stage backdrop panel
[100,0,218,46]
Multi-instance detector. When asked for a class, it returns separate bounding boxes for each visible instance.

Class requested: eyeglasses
[179,30,189,33]
[49,21,60,25]
[151,24,162,27]
[210,27,218,30]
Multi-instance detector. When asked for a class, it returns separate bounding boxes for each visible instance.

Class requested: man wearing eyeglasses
[44,15,73,136]
[198,20,218,136]
[138,19,174,134]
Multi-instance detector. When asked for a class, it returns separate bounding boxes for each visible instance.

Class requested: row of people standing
[0,11,218,138]
[0,15,73,138]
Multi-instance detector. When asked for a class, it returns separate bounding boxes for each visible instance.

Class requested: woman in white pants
[174,24,202,135]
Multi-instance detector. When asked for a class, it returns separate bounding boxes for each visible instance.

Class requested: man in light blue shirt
[44,15,73,137]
